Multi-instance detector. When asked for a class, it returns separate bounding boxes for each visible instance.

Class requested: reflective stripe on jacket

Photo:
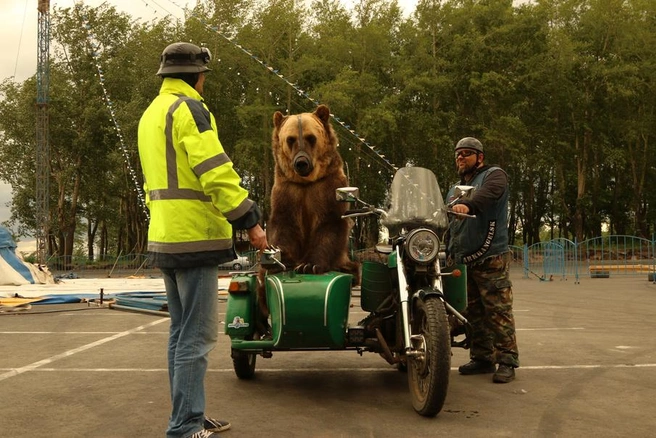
[138,78,253,265]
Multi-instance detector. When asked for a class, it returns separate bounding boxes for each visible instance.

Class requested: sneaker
[458,359,496,375]
[188,430,221,438]
[493,364,516,383]
[204,417,231,432]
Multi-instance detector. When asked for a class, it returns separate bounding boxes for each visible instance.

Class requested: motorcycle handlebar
[344,208,371,215]
[447,210,476,219]
[342,207,388,219]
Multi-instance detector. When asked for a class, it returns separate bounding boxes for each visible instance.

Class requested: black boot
[458,359,496,375]
[493,364,516,383]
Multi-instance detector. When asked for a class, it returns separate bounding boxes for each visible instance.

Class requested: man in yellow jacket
[138,42,268,438]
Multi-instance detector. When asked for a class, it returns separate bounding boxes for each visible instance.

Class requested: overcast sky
[0,1,189,234]
[2,0,419,83]
[0,0,420,238]
[0,0,424,255]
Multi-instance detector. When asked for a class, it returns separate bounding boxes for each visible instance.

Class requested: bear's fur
[257,104,360,319]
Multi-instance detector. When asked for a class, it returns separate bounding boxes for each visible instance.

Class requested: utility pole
[36,0,50,264]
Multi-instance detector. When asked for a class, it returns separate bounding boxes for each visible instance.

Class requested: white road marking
[0,331,169,334]
[518,363,656,370]
[516,327,585,331]
[1,363,655,374]
[0,327,585,335]
[0,318,169,382]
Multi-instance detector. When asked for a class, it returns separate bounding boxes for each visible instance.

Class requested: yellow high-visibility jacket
[138,78,260,268]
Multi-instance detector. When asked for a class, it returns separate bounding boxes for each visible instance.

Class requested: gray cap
[455,137,484,153]
[157,42,212,76]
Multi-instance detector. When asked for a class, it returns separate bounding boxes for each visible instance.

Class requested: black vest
[447,167,509,264]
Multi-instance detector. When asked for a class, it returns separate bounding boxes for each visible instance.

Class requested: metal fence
[47,253,152,278]
[511,235,656,283]
[47,251,261,278]
[45,237,656,282]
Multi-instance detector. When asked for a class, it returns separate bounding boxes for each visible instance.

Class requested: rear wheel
[232,349,256,379]
[232,263,243,270]
[407,296,451,417]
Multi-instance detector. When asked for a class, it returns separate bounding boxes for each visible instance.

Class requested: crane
[35,0,50,263]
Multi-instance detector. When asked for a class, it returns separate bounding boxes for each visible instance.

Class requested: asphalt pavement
[1,273,655,438]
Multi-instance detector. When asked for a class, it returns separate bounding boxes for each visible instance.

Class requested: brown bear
[257,104,360,321]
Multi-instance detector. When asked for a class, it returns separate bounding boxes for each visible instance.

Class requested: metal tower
[36,0,50,263]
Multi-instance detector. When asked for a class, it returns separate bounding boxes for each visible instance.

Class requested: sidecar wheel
[232,349,256,379]
[407,296,451,417]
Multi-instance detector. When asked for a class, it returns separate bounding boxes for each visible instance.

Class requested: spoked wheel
[231,349,256,379]
[407,296,451,417]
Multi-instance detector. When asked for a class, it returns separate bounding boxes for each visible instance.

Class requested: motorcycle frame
[390,230,470,358]
[390,230,448,355]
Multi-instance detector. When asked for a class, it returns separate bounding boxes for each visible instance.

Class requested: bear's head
[271,104,343,184]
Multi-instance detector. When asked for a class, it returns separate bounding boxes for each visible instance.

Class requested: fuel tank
[442,263,468,313]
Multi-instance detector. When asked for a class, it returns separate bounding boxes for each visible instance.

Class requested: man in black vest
[446,137,519,383]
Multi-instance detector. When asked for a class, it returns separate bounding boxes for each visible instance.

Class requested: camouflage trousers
[465,251,520,367]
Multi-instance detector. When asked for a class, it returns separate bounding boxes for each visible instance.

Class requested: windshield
[381,167,448,231]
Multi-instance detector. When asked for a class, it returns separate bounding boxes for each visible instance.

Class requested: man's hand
[451,203,470,215]
[247,224,269,251]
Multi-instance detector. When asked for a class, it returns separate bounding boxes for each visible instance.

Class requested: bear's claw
[294,263,328,275]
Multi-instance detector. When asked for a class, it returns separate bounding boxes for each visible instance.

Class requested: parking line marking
[0,331,169,334]
[0,318,169,382]
[518,364,656,370]
[2,363,655,373]
[517,327,585,331]
[0,328,584,335]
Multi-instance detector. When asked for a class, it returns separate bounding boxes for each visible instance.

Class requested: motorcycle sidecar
[224,271,353,378]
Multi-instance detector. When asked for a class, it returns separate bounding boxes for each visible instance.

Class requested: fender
[413,287,446,304]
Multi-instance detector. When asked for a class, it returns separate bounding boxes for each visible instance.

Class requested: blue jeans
[162,266,219,438]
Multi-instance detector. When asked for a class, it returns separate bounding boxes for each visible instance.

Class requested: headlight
[405,228,439,264]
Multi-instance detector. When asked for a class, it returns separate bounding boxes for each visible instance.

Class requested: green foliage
[1,0,656,258]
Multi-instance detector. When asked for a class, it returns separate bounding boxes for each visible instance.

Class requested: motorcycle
[224,166,474,417]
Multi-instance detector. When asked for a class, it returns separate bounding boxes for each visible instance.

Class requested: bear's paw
[294,263,328,275]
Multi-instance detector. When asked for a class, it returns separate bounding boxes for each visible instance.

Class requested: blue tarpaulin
[0,227,34,285]
[113,291,168,312]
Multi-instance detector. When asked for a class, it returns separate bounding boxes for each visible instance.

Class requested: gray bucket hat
[156,42,212,76]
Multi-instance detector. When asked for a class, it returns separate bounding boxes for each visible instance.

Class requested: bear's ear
[314,105,331,124]
[273,111,286,129]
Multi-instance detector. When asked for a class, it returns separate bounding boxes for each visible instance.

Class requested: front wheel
[232,349,256,379]
[407,296,451,417]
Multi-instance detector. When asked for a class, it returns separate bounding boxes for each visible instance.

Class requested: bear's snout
[293,151,314,177]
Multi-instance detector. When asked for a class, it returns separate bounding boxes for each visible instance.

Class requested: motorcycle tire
[231,349,256,379]
[407,296,451,417]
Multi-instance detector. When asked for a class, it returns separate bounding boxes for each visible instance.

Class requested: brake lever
[342,207,388,220]
[447,210,476,219]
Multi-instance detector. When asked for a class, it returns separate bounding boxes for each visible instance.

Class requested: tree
[2,0,656,260]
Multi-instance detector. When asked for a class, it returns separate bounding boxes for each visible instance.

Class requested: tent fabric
[30,295,86,305]
[0,294,115,308]
[0,296,43,307]
[0,227,54,286]
[113,292,168,312]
